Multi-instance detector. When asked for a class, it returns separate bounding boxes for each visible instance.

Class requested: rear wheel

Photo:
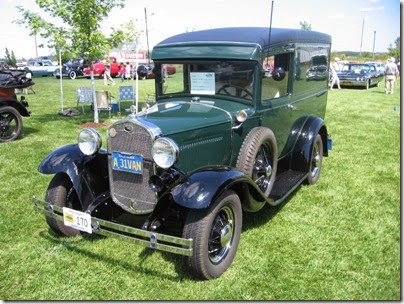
[183,190,242,280]
[45,173,81,236]
[305,134,323,185]
[0,106,23,142]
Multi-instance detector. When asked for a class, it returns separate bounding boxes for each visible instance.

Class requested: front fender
[170,166,270,212]
[39,144,109,209]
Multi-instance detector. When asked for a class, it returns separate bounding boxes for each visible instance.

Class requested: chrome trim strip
[111,115,162,140]
[32,196,193,257]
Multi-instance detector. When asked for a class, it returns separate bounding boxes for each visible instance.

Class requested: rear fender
[38,144,109,210]
[291,116,328,172]
[170,166,270,212]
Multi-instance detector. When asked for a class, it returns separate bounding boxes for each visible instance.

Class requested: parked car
[54,58,87,80]
[27,60,58,77]
[337,63,384,89]
[83,57,119,78]
[0,69,33,142]
[0,61,8,70]
[33,27,332,280]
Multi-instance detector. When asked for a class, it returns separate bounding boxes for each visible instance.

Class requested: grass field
[0,76,400,300]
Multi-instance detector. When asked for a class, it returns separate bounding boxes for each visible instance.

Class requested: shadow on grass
[40,230,192,281]
[21,126,39,137]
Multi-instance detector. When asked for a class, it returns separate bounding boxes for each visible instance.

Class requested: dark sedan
[54,58,88,80]
[337,63,384,89]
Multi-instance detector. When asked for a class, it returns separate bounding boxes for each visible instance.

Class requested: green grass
[0,76,400,300]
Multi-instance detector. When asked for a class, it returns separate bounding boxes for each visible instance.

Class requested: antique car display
[54,58,88,80]
[337,63,384,89]
[0,69,33,142]
[27,60,58,77]
[33,27,332,280]
[83,57,119,78]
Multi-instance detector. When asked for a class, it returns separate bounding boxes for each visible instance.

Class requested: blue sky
[0,0,401,59]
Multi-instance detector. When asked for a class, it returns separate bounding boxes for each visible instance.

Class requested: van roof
[155,27,332,48]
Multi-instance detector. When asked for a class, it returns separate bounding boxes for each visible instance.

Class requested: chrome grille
[108,120,156,214]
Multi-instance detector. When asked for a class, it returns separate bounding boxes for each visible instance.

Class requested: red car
[83,57,119,78]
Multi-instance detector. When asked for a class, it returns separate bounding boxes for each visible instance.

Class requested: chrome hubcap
[252,145,273,193]
[311,143,320,178]
[208,206,234,264]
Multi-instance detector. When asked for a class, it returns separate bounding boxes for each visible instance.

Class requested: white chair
[95,90,112,118]
[76,87,93,114]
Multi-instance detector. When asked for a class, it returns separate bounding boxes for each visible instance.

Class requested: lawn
[0,76,400,300]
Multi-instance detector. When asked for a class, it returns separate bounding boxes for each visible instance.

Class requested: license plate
[341,81,351,85]
[63,207,92,234]
[112,151,143,174]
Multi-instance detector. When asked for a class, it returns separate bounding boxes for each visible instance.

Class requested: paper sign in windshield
[190,72,215,95]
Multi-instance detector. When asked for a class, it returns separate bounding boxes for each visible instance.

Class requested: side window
[261,53,292,102]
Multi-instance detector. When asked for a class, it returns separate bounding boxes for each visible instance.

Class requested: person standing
[103,63,115,86]
[330,61,341,90]
[125,62,132,81]
[119,63,125,82]
[384,57,399,94]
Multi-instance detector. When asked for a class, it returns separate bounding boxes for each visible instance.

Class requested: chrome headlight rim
[78,128,102,156]
[152,137,179,169]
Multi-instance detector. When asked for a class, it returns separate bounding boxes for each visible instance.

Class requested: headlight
[152,137,179,169]
[78,128,102,155]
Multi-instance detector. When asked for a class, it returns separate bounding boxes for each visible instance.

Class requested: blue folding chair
[118,85,136,112]
[76,87,93,114]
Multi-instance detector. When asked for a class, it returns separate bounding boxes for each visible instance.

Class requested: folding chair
[76,87,93,114]
[118,85,136,112]
[95,90,112,119]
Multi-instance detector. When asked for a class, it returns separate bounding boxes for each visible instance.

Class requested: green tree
[5,48,17,67]
[16,0,137,123]
[388,36,400,61]
[299,21,312,30]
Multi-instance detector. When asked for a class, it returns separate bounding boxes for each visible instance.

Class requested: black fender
[170,166,270,212]
[0,99,30,116]
[291,116,328,172]
[38,144,109,209]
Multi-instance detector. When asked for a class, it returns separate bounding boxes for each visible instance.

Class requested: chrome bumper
[32,196,193,256]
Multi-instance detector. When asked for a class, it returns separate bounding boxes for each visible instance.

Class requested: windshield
[155,60,256,102]
[342,64,372,73]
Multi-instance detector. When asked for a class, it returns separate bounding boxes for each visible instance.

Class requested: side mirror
[272,67,286,81]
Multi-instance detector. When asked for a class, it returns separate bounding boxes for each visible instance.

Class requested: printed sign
[190,72,215,95]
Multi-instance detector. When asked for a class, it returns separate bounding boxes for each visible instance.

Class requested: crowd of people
[104,61,135,86]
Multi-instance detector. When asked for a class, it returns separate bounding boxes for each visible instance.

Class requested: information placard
[190,72,215,95]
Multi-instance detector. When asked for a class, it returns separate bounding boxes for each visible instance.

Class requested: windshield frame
[154,59,257,105]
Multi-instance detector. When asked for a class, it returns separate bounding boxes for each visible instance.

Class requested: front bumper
[32,196,193,256]
[339,79,367,87]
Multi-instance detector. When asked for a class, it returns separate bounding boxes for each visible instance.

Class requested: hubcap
[311,143,320,178]
[252,144,273,193]
[208,206,235,264]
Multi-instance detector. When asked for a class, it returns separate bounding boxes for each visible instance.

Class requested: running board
[268,170,307,206]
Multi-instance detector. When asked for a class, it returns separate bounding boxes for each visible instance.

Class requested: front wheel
[45,173,81,236]
[0,106,23,142]
[183,190,242,280]
[69,71,77,80]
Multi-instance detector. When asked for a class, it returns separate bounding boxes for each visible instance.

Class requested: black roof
[156,27,331,48]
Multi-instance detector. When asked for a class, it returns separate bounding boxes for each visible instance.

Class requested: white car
[27,60,58,76]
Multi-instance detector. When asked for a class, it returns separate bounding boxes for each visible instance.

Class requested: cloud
[360,6,384,12]
[368,0,380,2]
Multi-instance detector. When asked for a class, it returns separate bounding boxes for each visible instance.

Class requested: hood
[136,100,238,136]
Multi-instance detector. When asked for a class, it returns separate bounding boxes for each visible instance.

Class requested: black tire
[305,134,323,185]
[69,71,77,80]
[45,173,81,237]
[0,106,23,142]
[183,190,242,280]
[236,127,278,196]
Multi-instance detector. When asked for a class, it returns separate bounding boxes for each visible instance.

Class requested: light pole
[372,31,376,60]
[359,15,365,58]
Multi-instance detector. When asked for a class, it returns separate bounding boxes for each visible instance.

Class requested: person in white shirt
[384,57,399,94]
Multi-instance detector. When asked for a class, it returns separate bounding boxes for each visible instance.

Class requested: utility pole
[359,16,365,58]
[372,31,376,59]
[144,8,150,64]
[34,34,38,59]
